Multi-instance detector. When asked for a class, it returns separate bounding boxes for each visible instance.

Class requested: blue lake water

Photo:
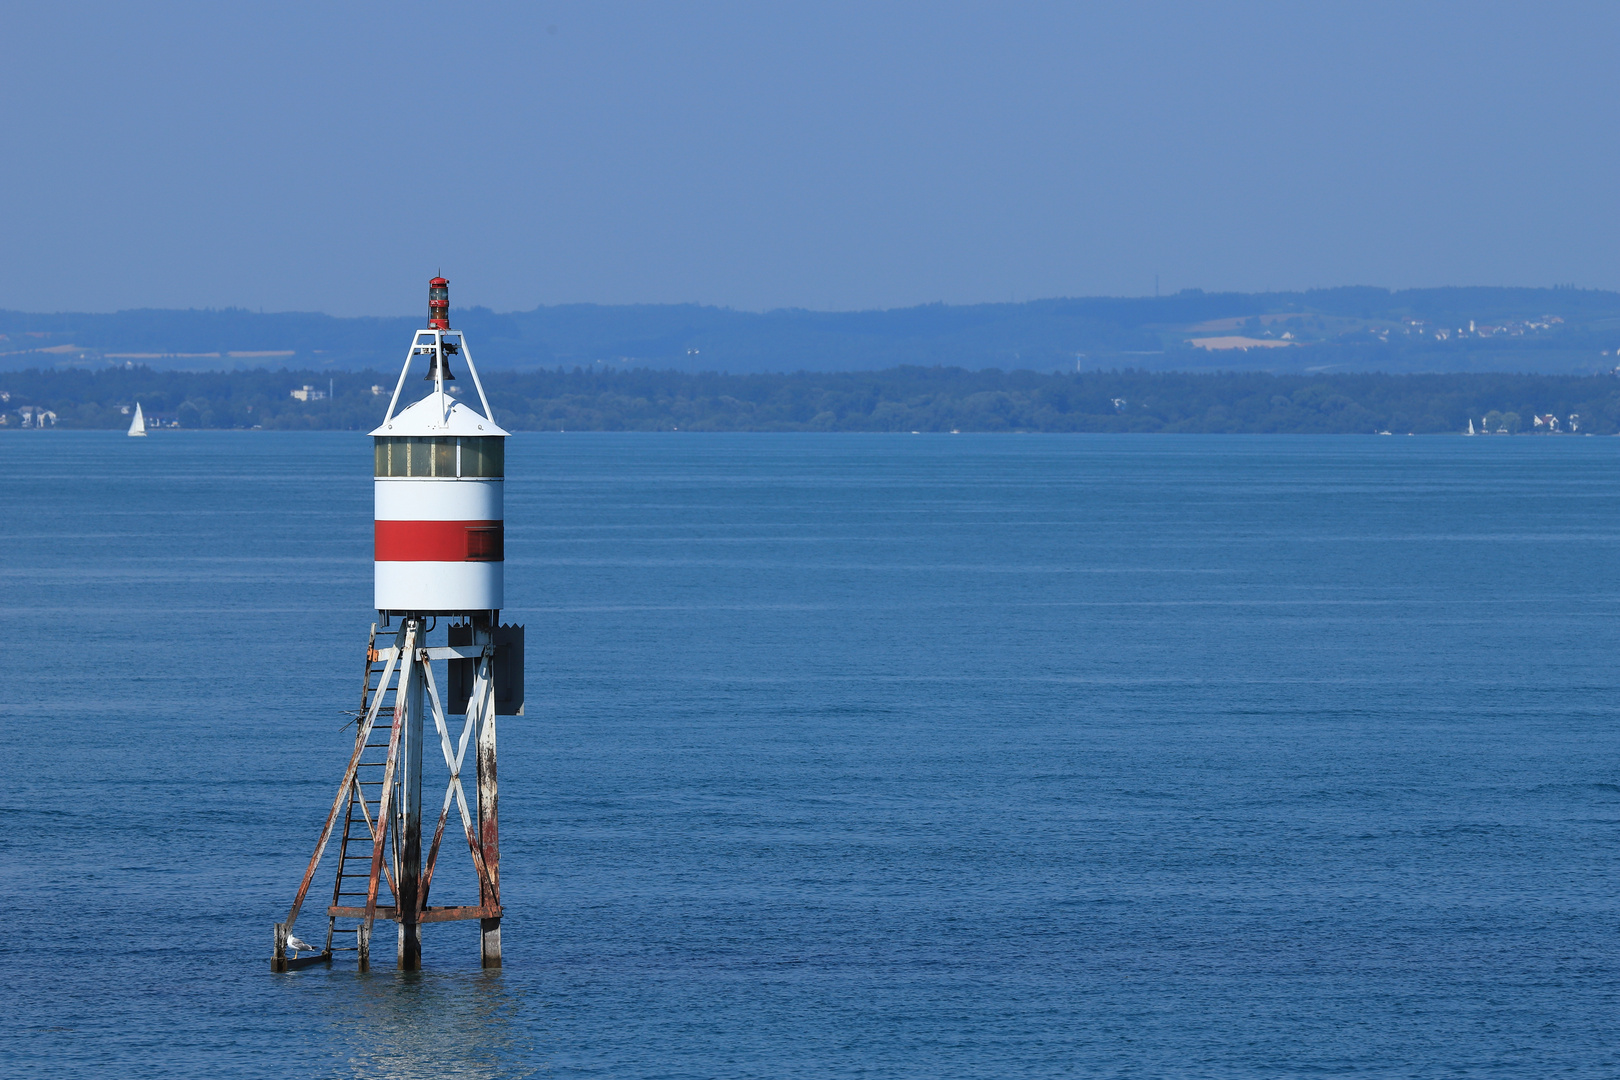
[4,431,1620,1078]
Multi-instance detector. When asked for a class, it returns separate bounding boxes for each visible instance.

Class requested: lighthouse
[275,278,522,973]
[372,278,508,615]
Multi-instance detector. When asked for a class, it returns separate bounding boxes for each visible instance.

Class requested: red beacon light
[428,277,450,329]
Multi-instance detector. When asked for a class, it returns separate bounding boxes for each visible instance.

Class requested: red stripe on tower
[376,520,504,562]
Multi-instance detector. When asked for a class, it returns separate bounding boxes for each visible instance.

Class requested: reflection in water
[328,969,540,1080]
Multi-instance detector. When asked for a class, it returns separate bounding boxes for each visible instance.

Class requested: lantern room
[370,277,509,616]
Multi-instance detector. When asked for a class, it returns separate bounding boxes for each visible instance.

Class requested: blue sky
[5,1,1618,315]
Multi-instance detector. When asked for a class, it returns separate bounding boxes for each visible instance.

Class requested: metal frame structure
[273,616,504,972]
[274,286,511,974]
[381,328,496,429]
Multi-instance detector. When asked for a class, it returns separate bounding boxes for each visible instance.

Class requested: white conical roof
[370,390,509,437]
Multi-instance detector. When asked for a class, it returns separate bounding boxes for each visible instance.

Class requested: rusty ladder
[321,625,403,957]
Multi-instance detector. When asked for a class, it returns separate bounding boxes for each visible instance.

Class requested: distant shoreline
[4,366,1619,435]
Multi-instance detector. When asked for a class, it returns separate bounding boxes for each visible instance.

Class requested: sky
[5,1,1620,316]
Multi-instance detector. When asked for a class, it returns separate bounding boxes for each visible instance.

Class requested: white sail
[128,402,147,437]
[1467,419,1475,435]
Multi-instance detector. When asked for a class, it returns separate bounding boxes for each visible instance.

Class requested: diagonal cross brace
[362,625,415,936]
[418,653,495,909]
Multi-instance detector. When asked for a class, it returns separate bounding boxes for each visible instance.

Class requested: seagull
[287,934,320,955]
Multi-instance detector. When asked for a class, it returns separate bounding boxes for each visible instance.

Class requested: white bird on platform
[287,934,320,955]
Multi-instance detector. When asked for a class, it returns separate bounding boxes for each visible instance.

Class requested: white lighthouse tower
[275,277,522,973]
[372,277,508,615]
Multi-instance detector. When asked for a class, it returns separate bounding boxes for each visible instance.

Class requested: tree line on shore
[7,365,1620,434]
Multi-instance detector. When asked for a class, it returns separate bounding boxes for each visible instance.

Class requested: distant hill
[5,286,1620,375]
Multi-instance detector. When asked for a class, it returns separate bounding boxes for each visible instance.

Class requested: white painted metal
[456,335,496,424]
[375,479,502,520]
[371,390,509,437]
[420,644,494,661]
[372,320,508,615]
[421,660,486,867]
[376,329,507,433]
[370,642,493,664]
[381,336,416,427]
[376,561,502,613]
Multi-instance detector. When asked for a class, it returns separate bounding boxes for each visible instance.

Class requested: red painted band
[375,520,503,562]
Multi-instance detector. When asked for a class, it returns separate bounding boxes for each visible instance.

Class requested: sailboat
[1467,418,1475,435]
[128,402,147,437]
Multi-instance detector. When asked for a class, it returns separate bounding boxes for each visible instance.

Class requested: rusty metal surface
[282,628,405,933]
[418,797,451,910]
[327,904,501,923]
[362,622,414,938]
[475,619,503,967]
[396,625,425,970]
[326,631,383,958]
[278,612,509,971]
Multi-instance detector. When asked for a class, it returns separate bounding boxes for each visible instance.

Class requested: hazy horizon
[7,3,1620,316]
[8,281,1619,321]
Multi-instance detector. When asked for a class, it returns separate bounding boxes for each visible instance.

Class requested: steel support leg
[398,620,425,970]
[481,917,502,967]
[476,619,503,968]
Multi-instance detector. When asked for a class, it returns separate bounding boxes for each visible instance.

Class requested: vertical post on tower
[476,615,503,967]
[397,622,425,970]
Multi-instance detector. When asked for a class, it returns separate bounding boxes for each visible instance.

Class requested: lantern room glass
[374,436,504,478]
